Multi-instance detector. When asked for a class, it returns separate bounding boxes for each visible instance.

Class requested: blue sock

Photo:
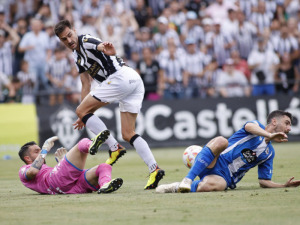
[186,146,215,181]
[191,180,201,192]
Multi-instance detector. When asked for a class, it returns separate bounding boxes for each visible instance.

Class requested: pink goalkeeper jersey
[19,164,56,195]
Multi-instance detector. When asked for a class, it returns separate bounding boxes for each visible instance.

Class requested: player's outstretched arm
[245,123,288,143]
[259,177,300,188]
[26,137,58,180]
[97,42,116,56]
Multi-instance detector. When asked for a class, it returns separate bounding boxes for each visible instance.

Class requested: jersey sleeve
[243,120,265,132]
[257,150,275,180]
[81,34,103,50]
[19,165,32,182]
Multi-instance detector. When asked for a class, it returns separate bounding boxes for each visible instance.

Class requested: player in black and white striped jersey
[54,19,165,190]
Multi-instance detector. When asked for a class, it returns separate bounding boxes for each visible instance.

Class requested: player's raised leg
[85,164,123,194]
[66,129,110,169]
[178,136,228,193]
[76,95,124,155]
[120,111,165,189]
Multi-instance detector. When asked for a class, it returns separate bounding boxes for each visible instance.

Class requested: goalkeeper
[18,130,123,194]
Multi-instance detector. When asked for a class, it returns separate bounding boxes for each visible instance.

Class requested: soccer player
[54,20,165,189]
[19,130,123,194]
[156,110,300,193]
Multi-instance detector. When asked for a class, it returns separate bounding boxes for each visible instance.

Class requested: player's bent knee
[122,132,136,143]
[215,136,228,151]
[197,180,226,192]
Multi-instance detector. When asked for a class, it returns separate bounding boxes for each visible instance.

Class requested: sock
[186,146,215,181]
[82,113,118,151]
[191,180,201,192]
[130,134,157,173]
[95,163,112,187]
[77,138,91,153]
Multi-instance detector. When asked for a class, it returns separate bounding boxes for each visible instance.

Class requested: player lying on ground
[19,130,123,194]
[54,19,164,189]
[156,110,300,193]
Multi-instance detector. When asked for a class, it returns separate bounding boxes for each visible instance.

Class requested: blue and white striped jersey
[221,120,275,186]
[72,34,125,84]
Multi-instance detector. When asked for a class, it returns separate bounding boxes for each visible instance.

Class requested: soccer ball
[182,145,202,169]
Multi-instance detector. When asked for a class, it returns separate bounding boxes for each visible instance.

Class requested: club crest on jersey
[77,58,81,64]
[83,37,89,42]
[265,147,269,155]
[241,149,257,163]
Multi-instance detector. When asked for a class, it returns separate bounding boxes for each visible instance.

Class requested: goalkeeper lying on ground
[18,130,123,194]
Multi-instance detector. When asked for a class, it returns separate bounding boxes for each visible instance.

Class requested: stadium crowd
[0,0,300,104]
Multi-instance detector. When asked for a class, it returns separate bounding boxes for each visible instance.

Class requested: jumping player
[156,110,300,193]
[54,20,164,189]
[19,130,123,194]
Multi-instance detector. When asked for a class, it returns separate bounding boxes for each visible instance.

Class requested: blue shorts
[191,155,234,192]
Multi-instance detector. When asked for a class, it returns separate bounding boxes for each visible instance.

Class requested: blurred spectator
[272,24,299,61]
[183,38,211,99]
[0,24,20,77]
[10,0,36,22]
[134,27,155,57]
[153,16,180,49]
[16,60,36,104]
[82,0,101,19]
[13,18,28,75]
[46,47,70,106]
[234,11,257,60]
[217,58,250,98]
[203,59,223,98]
[80,14,98,38]
[35,4,53,24]
[231,50,251,81]
[206,20,235,67]
[248,37,279,96]
[160,43,185,99]
[126,51,140,69]
[221,9,238,37]
[18,18,51,92]
[147,0,165,18]
[205,0,237,21]
[275,53,300,94]
[237,0,255,20]
[64,66,81,104]
[59,0,81,23]
[181,11,204,46]
[168,0,186,30]
[250,1,272,34]
[284,0,300,19]
[133,0,148,27]
[0,71,15,103]
[44,20,60,53]
[136,47,162,100]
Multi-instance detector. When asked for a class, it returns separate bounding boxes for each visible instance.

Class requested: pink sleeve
[19,165,31,182]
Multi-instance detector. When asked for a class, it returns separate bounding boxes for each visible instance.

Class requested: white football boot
[156,182,180,193]
[178,177,192,193]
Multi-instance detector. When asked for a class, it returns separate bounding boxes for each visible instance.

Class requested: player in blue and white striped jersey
[156,110,300,193]
[54,20,165,190]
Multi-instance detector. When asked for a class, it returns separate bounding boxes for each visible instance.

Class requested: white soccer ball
[182,145,202,169]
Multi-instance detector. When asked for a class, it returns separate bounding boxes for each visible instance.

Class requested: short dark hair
[54,19,72,37]
[266,110,293,125]
[19,141,37,164]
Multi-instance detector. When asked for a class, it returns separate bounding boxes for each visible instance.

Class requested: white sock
[85,114,118,151]
[132,136,157,173]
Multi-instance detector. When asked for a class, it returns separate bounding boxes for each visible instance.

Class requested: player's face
[27,145,41,162]
[274,115,292,135]
[58,27,78,50]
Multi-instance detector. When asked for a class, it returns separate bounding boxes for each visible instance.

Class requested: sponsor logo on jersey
[241,149,257,163]
[129,80,136,84]
[21,168,26,175]
[77,58,81,64]
[87,62,101,77]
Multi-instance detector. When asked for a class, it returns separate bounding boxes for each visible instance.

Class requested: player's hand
[102,42,116,56]
[284,177,300,187]
[73,118,85,130]
[54,147,67,163]
[266,132,288,143]
[42,136,58,152]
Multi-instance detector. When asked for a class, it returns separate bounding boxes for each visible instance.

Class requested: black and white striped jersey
[272,36,299,56]
[46,56,70,81]
[0,42,13,77]
[72,34,125,83]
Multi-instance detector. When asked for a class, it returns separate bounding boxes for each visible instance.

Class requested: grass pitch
[1,142,300,225]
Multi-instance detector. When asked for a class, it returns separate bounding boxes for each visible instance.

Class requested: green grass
[1,142,300,225]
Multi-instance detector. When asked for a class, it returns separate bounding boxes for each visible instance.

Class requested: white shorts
[90,66,145,113]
